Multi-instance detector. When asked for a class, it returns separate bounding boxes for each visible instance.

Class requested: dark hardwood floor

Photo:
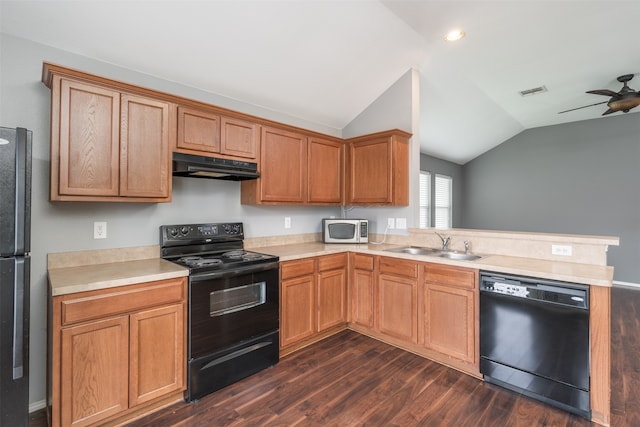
[31,286,640,427]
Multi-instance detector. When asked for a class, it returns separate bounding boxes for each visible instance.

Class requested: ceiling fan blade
[558,101,608,114]
[586,89,619,97]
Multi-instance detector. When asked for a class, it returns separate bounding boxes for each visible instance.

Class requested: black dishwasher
[479,272,590,419]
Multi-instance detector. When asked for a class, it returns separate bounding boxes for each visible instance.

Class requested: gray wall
[462,114,640,283]
[419,154,464,227]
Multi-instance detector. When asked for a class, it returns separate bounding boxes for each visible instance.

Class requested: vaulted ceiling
[2,1,639,164]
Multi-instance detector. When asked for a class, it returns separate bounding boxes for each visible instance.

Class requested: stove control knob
[168,227,179,237]
[180,226,190,235]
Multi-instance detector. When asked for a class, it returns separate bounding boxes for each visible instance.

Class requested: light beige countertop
[251,242,614,287]
[48,258,188,297]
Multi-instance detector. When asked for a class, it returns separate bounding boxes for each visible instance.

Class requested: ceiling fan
[558,74,640,115]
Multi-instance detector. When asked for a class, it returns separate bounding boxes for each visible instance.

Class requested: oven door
[189,261,279,359]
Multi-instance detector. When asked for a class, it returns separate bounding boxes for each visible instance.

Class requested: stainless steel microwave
[322,219,368,244]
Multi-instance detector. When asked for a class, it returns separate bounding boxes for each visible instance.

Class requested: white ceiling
[2,0,639,164]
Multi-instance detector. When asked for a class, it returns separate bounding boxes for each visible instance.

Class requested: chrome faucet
[435,232,451,251]
[464,240,470,254]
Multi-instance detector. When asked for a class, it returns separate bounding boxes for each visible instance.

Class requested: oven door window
[210,282,266,316]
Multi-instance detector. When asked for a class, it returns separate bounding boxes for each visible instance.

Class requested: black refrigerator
[0,127,31,426]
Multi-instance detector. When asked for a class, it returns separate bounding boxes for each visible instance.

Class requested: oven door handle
[190,261,279,281]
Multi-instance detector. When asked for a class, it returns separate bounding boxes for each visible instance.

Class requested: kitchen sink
[384,246,441,256]
[384,246,482,261]
[435,252,482,261]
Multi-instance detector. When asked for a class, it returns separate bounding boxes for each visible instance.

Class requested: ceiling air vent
[519,85,548,96]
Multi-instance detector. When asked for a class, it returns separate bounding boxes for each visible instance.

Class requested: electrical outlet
[94,222,107,239]
[396,218,407,229]
[551,244,572,256]
[387,218,395,229]
[284,217,291,229]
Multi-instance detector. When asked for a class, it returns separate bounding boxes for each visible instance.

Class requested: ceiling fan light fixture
[444,29,465,42]
[607,96,640,112]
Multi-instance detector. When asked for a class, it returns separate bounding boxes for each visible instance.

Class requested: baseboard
[29,399,46,413]
[613,280,640,290]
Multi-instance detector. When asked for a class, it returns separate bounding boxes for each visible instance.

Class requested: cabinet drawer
[281,259,315,280]
[318,253,347,272]
[352,253,374,271]
[424,263,477,289]
[60,278,186,326]
[379,257,418,278]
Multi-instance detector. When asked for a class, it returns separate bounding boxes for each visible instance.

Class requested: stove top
[159,222,278,274]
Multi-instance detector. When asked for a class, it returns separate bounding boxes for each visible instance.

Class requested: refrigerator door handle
[13,258,24,380]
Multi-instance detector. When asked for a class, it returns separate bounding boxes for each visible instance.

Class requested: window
[419,171,431,227]
[419,171,452,229]
[435,174,452,228]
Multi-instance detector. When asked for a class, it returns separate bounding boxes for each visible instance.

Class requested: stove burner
[178,256,223,268]
[223,250,246,259]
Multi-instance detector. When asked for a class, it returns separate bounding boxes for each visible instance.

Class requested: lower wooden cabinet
[377,257,419,344]
[280,254,347,353]
[49,277,187,427]
[349,253,375,329]
[422,263,478,365]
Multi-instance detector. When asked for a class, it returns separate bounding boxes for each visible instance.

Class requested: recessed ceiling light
[444,29,465,42]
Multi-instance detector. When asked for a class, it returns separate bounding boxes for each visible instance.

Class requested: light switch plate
[396,218,407,229]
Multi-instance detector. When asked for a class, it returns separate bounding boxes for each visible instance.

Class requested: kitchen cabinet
[345,129,410,206]
[377,257,419,344]
[317,253,348,331]
[243,126,308,204]
[48,278,187,427]
[280,254,348,353]
[241,127,344,205]
[280,258,316,348]
[45,69,173,202]
[422,263,478,365]
[176,105,259,160]
[349,253,376,329]
[307,137,344,204]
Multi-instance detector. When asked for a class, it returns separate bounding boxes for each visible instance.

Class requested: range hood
[172,152,260,181]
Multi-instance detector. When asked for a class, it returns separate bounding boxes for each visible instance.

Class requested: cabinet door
[61,316,129,427]
[57,78,120,197]
[317,267,347,331]
[130,304,185,406]
[281,274,316,347]
[259,126,307,203]
[378,274,418,343]
[120,94,171,198]
[424,283,475,363]
[350,254,375,329]
[177,106,220,153]
[221,116,259,159]
[308,137,343,204]
[347,136,392,204]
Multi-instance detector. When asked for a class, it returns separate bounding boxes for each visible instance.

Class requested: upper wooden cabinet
[176,106,259,160]
[45,65,173,202]
[346,130,411,206]
[308,137,344,204]
[241,127,344,205]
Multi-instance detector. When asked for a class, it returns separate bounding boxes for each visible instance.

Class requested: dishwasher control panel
[490,282,529,297]
[480,271,589,308]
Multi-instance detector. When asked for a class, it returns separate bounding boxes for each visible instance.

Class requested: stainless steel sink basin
[384,246,482,261]
[435,252,482,261]
[384,246,440,255]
